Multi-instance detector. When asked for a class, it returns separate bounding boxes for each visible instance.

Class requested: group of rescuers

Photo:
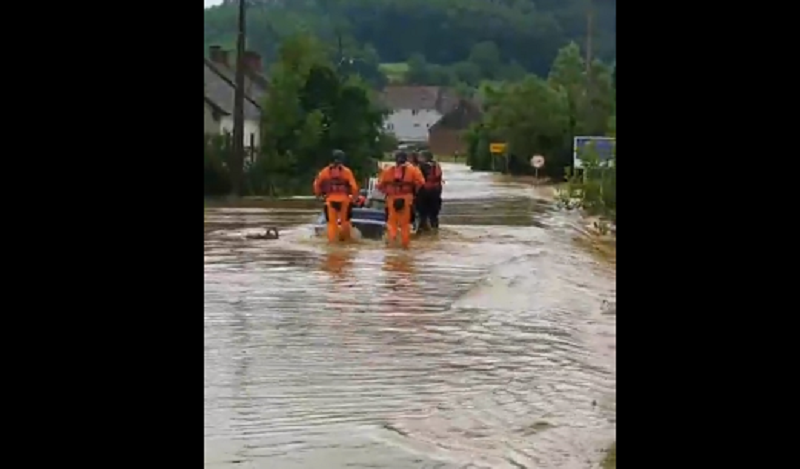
[312,148,444,248]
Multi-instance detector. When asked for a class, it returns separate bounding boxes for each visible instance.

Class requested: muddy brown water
[204,163,616,469]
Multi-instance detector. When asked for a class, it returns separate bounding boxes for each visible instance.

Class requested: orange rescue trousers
[324,196,352,243]
[385,194,414,248]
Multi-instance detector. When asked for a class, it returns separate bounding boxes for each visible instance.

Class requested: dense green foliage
[204,0,616,85]
[465,42,615,181]
[204,3,617,201]
[557,145,616,223]
[204,134,232,196]
[204,35,390,197]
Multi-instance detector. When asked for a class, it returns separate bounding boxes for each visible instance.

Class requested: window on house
[386,123,394,130]
[413,123,420,127]
[411,109,418,116]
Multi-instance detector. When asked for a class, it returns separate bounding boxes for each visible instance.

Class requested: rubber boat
[313,169,420,240]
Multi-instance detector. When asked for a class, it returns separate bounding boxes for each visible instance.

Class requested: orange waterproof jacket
[313,164,359,200]
[377,163,425,197]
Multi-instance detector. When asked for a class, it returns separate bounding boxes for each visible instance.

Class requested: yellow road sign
[489,143,506,154]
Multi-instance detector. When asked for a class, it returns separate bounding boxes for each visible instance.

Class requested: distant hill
[204,0,616,77]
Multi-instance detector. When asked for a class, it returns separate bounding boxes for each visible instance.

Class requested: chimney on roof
[243,50,263,75]
[209,45,230,68]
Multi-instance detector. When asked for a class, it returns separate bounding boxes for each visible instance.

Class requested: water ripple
[205,164,616,469]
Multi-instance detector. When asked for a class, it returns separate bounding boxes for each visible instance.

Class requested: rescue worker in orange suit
[416,150,444,231]
[406,151,420,224]
[313,149,359,243]
[377,151,425,248]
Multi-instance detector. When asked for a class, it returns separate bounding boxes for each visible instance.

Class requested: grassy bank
[379,62,408,83]
[602,442,616,469]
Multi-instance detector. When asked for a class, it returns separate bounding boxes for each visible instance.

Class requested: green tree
[548,42,614,136]
[607,114,616,137]
[465,42,615,179]
[468,41,502,79]
[204,134,232,196]
[582,60,615,135]
[454,81,476,99]
[483,76,571,174]
[452,61,482,86]
[465,123,495,171]
[254,34,388,196]
[205,0,617,79]
[425,64,455,86]
[499,60,527,82]
[548,42,585,137]
[612,60,616,88]
[558,144,616,223]
[349,43,387,89]
[406,52,428,84]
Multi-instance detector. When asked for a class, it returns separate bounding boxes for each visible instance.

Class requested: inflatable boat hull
[313,207,419,239]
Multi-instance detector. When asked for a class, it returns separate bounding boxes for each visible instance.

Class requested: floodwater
[204,163,616,469]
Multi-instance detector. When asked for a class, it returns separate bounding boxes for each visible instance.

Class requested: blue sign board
[573,136,616,169]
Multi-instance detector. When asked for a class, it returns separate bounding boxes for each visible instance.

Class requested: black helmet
[394,150,408,164]
[331,149,346,164]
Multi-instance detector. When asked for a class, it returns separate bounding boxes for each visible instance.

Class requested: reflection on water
[320,248,356,280]
[205,163,616,469]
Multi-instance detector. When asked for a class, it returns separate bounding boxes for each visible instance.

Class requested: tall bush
[557,143,616,222]
[464,42,615,179]
[204,134,232,196]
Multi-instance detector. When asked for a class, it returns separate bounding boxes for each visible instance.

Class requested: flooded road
[204,163,616,469]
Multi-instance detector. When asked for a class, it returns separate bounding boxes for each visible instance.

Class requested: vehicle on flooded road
[313,167,421,240]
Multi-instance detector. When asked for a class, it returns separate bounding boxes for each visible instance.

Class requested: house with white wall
[203,46,268,154]
[204,96,229,135]
[380,86,459,144]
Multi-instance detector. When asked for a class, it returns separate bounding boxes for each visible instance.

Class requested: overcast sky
[204,0,222,7]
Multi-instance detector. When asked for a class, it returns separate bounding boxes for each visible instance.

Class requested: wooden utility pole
[231,0,247,197]
[585,0,593,73]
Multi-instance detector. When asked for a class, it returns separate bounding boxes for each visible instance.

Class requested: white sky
[204,0,222,7]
